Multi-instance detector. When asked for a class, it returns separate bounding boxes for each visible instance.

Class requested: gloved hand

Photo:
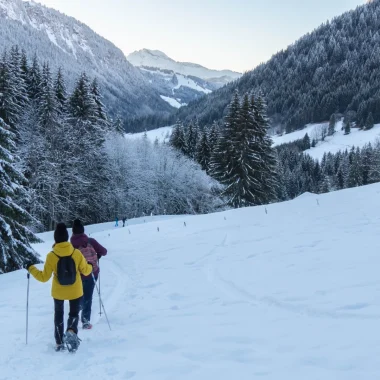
[23,261,35,271]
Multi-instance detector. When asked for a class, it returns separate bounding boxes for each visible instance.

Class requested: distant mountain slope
[272,121,380,160]
[175,0,380,132]
[0,0,174,119]
[127,49,241,85]
[126,49,242,110]
[139,66,215,108]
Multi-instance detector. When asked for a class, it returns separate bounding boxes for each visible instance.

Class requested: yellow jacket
[29,242,92,301]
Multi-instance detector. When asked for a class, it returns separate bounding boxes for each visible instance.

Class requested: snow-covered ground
[174,73,212,94]
[2,183,380,379]
[160,95,182,109]
[125,126,173,143]
[273,121,380,160]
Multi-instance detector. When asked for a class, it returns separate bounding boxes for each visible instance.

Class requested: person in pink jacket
[70,219,107,329]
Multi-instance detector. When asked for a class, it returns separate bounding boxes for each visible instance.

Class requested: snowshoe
[82,322,92,330]
[64,330,81,353]
[55,344,66,352]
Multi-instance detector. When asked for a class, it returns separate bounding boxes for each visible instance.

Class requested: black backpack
[53,249,76,286]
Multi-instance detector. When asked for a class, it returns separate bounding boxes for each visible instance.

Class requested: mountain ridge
[127,48,242,83]
[0,0,174,119]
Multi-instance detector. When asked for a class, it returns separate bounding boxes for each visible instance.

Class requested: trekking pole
[26,272,30,345]
[92,273,111,331]
[98,260,102,316]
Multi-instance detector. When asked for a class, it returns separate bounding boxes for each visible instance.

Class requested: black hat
[54,223,69,243]
[72,219,84,235]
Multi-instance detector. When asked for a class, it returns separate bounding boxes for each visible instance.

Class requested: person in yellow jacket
[26,223,92,352]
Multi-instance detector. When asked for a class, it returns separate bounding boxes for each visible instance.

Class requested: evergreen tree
[252,94,278,204]
[69,72,107,222]
[365,112,374,130]
[328,113,336,136]
[344,119,351,135]
[221,93,261,207]
[303,133,311,150]
[54,67,68,116]
[70,72,98,124]
[208,121,219,154]
[196,129,211,172]
[112,114,125,135]
[210,91,241,184]
[347,148,363,187]
[27,54,41,101]
[91,77,109,128]
[185,122,199,159]
[20,49,28,80]
[211,92,278,207]
[169,120,187,155]
[361,143,373,185]
[0,117,40,273]
[0,50,25,136]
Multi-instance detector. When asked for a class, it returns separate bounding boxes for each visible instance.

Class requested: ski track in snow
[2,186,380,379]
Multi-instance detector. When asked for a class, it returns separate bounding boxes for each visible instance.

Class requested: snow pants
[54,297,81,345]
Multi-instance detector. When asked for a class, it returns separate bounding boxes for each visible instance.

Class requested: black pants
[54,297,81,345]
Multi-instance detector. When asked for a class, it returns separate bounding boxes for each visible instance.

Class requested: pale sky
[34,0,367,73]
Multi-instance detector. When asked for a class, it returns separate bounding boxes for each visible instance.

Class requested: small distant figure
[115,216,119,227]
[122,217,127,227]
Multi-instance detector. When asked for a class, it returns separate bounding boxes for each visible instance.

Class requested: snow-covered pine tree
[252,94,278,204]
[69,72,107,222]
[169,120,187,155]
[27,54,42,101]
[365,112,374,130]
[185,121,199,159]
[208,121,219,155]
[209,91,241,185]
[196,129,211,172]
[347,147,363,188]
[0,117,40,273]
[112,114,125,135]
[368,141,380,184]
[54,67,68,116]
[344,119,351,135]
[20,49,28,80]
[0,49,25,137]
[91,77,109,128]
[361,143,373,185]
[328,113,336,136]
[303,133,311,150]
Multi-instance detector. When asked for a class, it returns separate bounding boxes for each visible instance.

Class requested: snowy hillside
[141,67,213,108]
[127,49,242,84]
[1,183,380,379]
[272,121,380,160]
[0,0,173,118]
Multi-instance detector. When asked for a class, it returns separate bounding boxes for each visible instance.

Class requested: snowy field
[272,121,380,160]
[1,184,380,379]
[125,126,173,143]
